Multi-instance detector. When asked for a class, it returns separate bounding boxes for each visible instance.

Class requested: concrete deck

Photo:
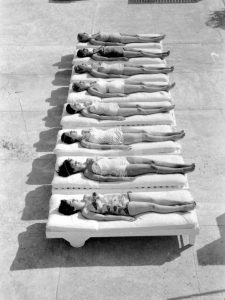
[0,0,225,299]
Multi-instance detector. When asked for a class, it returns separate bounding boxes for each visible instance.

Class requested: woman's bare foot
[160,104,175,113]
[170,131,185,141]
[180,202,196,212]
[166,82,176,92]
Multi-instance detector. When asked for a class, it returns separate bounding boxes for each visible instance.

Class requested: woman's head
[61,131,82,144]
[58,199,85,215]
[66,102,86,114]
[77,33,91,42]
[72,81,90,92]
[57,159,85,177]
[74,64,90,74]
[77,48,93,58]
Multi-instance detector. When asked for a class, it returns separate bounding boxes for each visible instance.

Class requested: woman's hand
[123,216,136,222]
[117,116,126,121]
[122,145,132,151]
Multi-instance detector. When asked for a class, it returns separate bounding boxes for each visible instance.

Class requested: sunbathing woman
[65,102,175,120]
[77,47,170,61]
[61,128,185,150]
[74,63,174,78]
[71,80,175,98]
[57,156,195,180]
[77,32,165,46]
[59,191,196,220]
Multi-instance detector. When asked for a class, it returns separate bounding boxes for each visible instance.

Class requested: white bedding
[52,155,188,190]
[67,89,173,104]
[70,68,169,84]
[61,103,175,128]
[55,126,181,156]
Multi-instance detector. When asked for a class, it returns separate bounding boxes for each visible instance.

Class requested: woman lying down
[59,191,196,221]
[61,127,185,150]
[77,32,165,45]
[72,80,175,98]
[65,102,174,120]
[57,156,195,180]
[74,63,174,78]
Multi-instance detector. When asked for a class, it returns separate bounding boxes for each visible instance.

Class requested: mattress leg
[68,236,87,248]
[189,233,196,245]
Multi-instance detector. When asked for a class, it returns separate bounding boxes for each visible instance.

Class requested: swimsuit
[92,80,125,94]
[91,157,129,176]
[90,192,130,215]
[98,62,124,74]
[95,32,122,43]
[98,46,124,58]
[88,102,119,115]
[82,128,124,145]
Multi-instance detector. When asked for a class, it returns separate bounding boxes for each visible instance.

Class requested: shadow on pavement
[206,9,225,30]
[11,223,191,270]
[22,186,52,220]
[197,213,225,265]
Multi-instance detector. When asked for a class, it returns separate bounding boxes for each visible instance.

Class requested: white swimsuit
[82,128,124,145]
[88,102,119,116]
[93,79,125,94]
[91,157,129,176]
[98,62,124,74]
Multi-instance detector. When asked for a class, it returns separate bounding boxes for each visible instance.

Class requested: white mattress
[67,89,173,104]
[46,190,199,234]
[76,41,163,50]
[72,56,167,67]
[52,155,188,190]
[55,126,181,156]
[61,104,175,128]
[70,68,169,84]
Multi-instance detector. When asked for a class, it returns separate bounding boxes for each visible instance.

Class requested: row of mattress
[46,34,199,247]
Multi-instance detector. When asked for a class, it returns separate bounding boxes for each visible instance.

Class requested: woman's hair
[77,49,90,58]
[77,33,90,42]
[58,200,77,215]
[66,104,76,114]
[72,82,86,92]
[57,159,75,177]
[61,132,76,144]
[74,65,86,74]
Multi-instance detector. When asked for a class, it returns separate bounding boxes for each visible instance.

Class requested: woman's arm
[81,139,129,150]
[90,69,125,79]
[121,127,147,133]
[88,87,125,98]
[82,209,135,221]
[92,54,128,61]
[84,169,134,182]
[81,109,125,120]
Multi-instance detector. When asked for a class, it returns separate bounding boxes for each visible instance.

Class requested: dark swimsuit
[98,46,124,58]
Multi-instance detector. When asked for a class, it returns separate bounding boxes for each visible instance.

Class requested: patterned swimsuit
[90,193,130,216]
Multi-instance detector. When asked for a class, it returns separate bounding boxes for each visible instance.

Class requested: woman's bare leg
[123,132,184,144]
[143,82,175,93]
[124,50,170,59]
[128,192,194,205]
[152,163,195,174]
[141,66,174,74]
[117,105,174,117]
[128,201,196,216]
